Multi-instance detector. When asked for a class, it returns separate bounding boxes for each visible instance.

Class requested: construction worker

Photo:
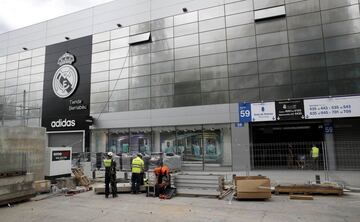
[311,144,320,170]
[153,160,170,197]
[104,152,117,198]
[131,153,144,194]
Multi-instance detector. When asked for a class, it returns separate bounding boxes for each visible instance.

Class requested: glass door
[176,125,203,167]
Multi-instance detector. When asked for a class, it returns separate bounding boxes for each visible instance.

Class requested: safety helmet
[137,153,143,158]
[107,152,113,157]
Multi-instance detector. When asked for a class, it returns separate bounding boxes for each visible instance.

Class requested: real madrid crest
[52,52,78,98]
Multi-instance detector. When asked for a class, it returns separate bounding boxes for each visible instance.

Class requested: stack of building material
[121,153,133,171]
[163,155,182,171]
[234,176,271,200]
[33,180,51,193]
[0,172,36,205]
[275,184,343,196]
[175,173,224,197]
[94,183,146,194]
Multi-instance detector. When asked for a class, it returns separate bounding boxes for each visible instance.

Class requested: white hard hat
[107,152,113,157]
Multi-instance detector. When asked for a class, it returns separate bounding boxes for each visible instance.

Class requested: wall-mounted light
[117,23,122,28]
[22,47,28,51]
[182,7,188,13]
[65,36,70,40]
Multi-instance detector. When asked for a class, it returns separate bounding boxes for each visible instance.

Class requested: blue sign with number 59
[239,102,251,123]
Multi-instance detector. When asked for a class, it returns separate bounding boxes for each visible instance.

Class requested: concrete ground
[0,190,359,222]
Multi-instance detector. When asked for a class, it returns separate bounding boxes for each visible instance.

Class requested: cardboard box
[235,176,271,199]
[33,180,51,193]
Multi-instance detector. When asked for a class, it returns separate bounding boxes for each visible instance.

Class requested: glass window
[109,100,129,112]
[130,22,150,35]
[90,102,108,114]
[175,69,200,83]
[129,98,150,110]
[174,81,201,94]
[150,49,174,63]
[254,0,284,10]
[31,55,45,66]
[109,89,129,101]
[130,128,152,154]
[18,75,30,85]
[260,85,293,100]
[290,40,324,56]
[257,44,289,60]
[18,59,31,68]
[226,11,253,27]
[151,84,174,97]
[151,39,174,52]
[255,17,287,35]
[200,53,227,67]
[175,57,199,71]
[226,24,255,39]
[199,17,225,32]
[174,93,201,107]
[91,81,108,93]
[176,125,203,160]
[28,90,42,101]
[225,0,253,15]
[227,36,256,51]
[129,53,150,66]
[129,64,150,77]
[200,29,226,44]
[151,28,174,41]
[110,68,129,80]
[109,79,128,90]
[175,45,199,59]
[151,61,174,74]
[201,78,229,92]
[258,58,290,73]
[30,73,43,83]
[93,41,110,53]
[286,0,320,17]
[287,12,321,29]
[92,61,109,73]
[288,25,323,43]
[92,51,110,63]
[30,64,44,74]
[256,31,288,47]
[174,11,198,26]
[92,71,109,83]
[254,5,286,21]
[230,88,259,103]
[108,129,130,154]
[110,37,129,50]
[110,47,129,59]
[259,71,291,87]
[91,91,109,103]
[326,48,360,66]
[199,5,224,21]
[228,62,258,77]
[174,34,199,48]
[202,91,229,105]
[290,53,326,70]
[321,5,360,24]
[174,22,198,37]
[93,31,110,43]
[228,49,257,64]
[130,76,150,88]
[200,41,226,56]
[111,27,129,39]
[151,72,174,86]
[151,17,173,31]
[201,65,228,80]
[129,87,150,99]
[152,126,175,153]
[151,96,173,109]
[29,82,43,92]
[5,70,17,79]
[293,82,329,98]
[229,75,259,90]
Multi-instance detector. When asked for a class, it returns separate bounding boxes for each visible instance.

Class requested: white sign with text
[251,102,276,122]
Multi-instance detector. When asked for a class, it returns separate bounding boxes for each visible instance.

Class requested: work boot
[105,195,109,198]
[113,194,118,198]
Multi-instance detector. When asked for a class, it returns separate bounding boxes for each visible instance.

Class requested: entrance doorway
[250,121,324,170]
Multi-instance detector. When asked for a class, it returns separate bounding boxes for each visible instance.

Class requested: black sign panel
[275,99,305,121]
[52,150,71,161]
[41,36,92,131]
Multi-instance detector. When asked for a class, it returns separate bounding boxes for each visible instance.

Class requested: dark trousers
[312,157,319,170]
[105,172,117,197]
[131,173,141,193]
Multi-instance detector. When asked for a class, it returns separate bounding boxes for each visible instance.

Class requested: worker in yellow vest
[131,153,144,194]
[103,152,117,198]
[311,145,320,170]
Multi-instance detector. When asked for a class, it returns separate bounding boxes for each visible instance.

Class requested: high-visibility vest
[311,146,319,158]
[104,159,112,167]
[132,157,144,173]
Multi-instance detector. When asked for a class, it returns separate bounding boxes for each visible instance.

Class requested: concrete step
[175,183,219,189]
[176,188,219,196]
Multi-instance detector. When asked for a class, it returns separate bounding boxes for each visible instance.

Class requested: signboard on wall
[275,99,305,121]
[251,102,276,122]
[304,96,360,119]
[41,35,92,131]
[239,102,251,123]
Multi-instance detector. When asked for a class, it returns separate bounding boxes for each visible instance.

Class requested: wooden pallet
[72,168,90,187]
[275,184,343,196]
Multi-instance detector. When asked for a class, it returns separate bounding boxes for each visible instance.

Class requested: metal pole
[321,141,329,181]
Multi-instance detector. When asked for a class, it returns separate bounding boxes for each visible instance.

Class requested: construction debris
[33,180,51,194]
[72,168,91,187]
[234,176,271,200]
[174,173,225,197]
[275,184,343,196]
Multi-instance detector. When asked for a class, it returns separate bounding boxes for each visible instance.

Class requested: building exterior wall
[0,0,360,171]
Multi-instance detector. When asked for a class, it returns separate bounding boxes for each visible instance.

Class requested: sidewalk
[1,189,359,222]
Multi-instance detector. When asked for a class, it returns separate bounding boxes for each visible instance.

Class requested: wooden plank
[290,195,314,200]
[275,184,343,196]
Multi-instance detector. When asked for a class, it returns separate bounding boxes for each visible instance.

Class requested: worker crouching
[131,153,144,194]
[104,152,117,198]
[154,161,170,197]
